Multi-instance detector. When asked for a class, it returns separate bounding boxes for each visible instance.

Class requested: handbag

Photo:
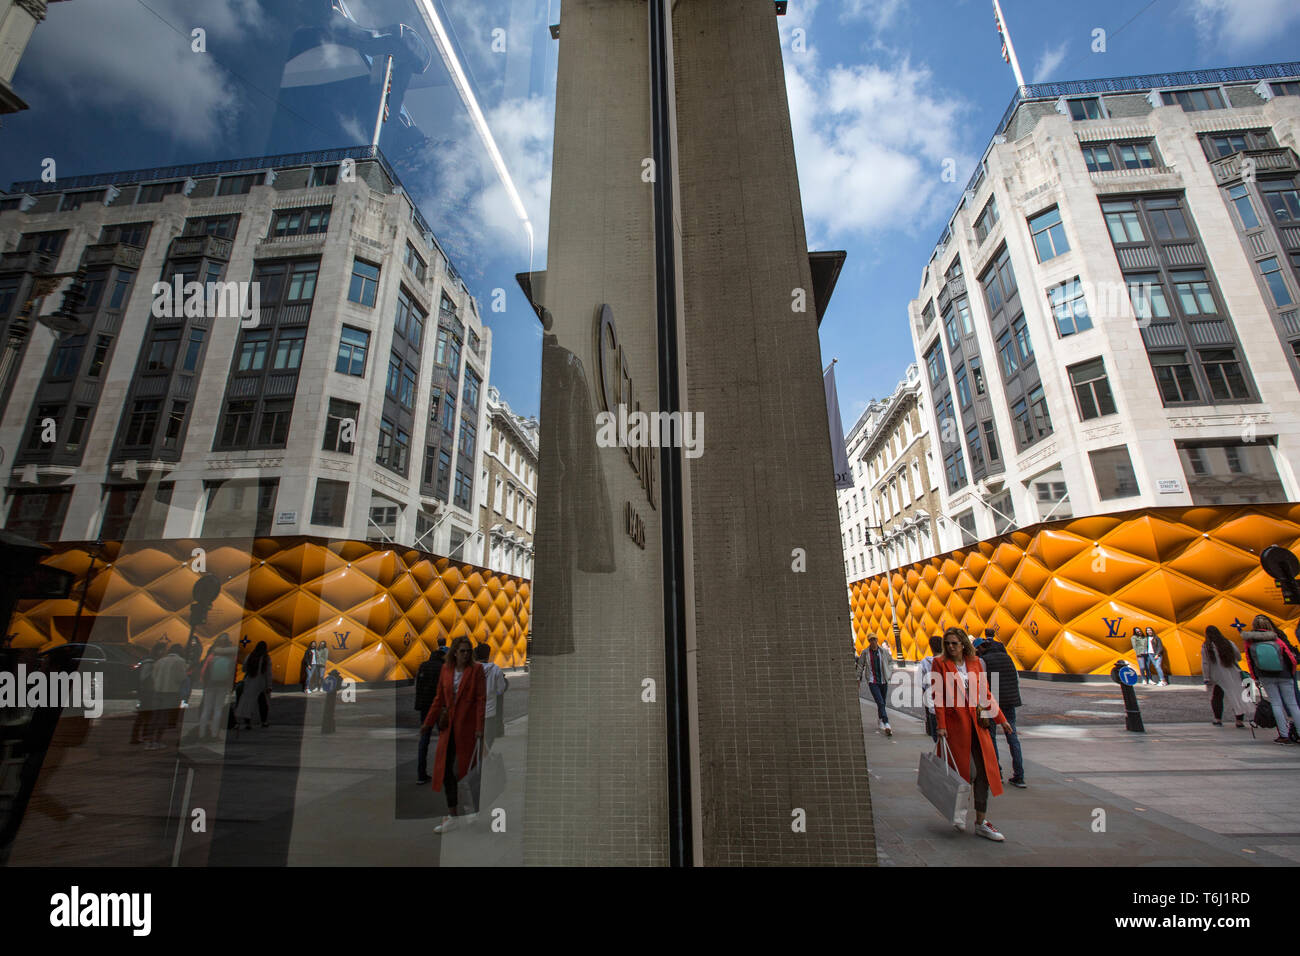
[918,737,972,830]
[437,709,449,731]
[458,740,483,814]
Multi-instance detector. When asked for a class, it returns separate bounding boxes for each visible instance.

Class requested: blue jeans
[868,682,889,725]
[1261,677,1300,735]
[1139,653,1164,683]
[417,725,434,779]
[988,705,1025,782]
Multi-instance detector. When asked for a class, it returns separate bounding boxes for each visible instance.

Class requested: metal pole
[371,54,394,150]
[992,0,1027,89]
[649,0,693,868]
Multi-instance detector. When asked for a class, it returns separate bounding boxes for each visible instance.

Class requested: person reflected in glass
[236,640,272,730]
[932,627,1011,842]
[425,636,485,833]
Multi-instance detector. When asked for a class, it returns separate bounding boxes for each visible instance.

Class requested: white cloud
[785,56,976,248]
[411,94,553,277]
[1190,0,1300,51]
[1031,42,1068,84]
[25,0,263,146]
[840,0,906,28]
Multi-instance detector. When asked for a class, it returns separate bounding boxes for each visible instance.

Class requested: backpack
[208,653,235,685]
[1247,639,1286,676]
[1253,697,1277,730]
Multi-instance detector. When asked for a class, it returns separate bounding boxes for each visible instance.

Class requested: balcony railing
[170,234,233,260]
[0,250,54,274]
[1210,147,1300,184]
[82,243,143,269]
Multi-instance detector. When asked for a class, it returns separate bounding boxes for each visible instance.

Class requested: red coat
[931,655,1010,797]
[422,662,486,790]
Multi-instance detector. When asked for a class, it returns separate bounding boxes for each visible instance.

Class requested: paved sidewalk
[864,698,1300,866]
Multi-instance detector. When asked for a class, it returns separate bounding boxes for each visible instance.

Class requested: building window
[1102,201,1145,243]
[1176,440,1287,505]
[965,423,985,471]
[970,358,986,395]
[218,173,261,195]
[1068,357,1117,420]
[441,392,456,433]
[1116,142,1156,169]
[1011,314,1034,365]
[348,259,380,307]
[1147,198,1191,241]
[1261,180,1300,222]
[1259,256,1294,307]
[236,330,270,372]
[1036,481,1067,504]
[1048,278,1092,336]
[1089,445,1140,499]
[272,329,306,370]
[435,327,462,371]
[272,206,331,237]
[982,421,1000,462]
[943,304,961,350]
[974,197,1000,243]
[311,479,349,526]
[943,447,967,491]
[377,418,395,466]
[286,261,319,301]
[1198,348,1250,400]
[136,181,185,204]
[124,399,161,446]
[404,242,427,280]
[51,334,86,378]
[925,343,945,387]
[61,190,106,211]
[1028,384,1052,439]
[436,450,452,502]
[1149,351,1199,404]
[1127,274,1171,322]
[997,329,1018,377]
[217,400,256,448]
[311,165,339,187]
[1068,97,1102,120]
[64,405,91,453]
[181,329,205,371]
[454,469,474,510]
[336,326,370,376]
[1081,144,1115,173]
[400,365,417,409]
[459,420,476,459]
[161,401,188,450]
[1208,133,1249,157]
[1227,184,1261,230]
[88,335,112,377]
[1172,270,1217,315]
[1161,87,1225,111]
[463,368,481,410]
[386,354,401,399]
[323,398,359,454]
[1273,81,1300,97]
[1028,207,1070,261]
[184,215,238,238]
[100,223,150,246]
[953,364,972,409]
[256,400,292,446]
[26,403,60,451]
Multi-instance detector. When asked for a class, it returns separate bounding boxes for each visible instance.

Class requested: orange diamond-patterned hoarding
[850,504,1300,676]
[8,536,531,682]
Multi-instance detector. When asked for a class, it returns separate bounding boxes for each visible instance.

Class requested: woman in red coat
[932,627,1012,842]
[423,636,486,834]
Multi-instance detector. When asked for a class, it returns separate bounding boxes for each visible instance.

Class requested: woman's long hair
[1203,626,1238,669]
[447,636,473,669]
[942,627,975,661]
[244,640,269,676]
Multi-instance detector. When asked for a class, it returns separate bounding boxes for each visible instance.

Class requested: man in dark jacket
[415,640,448,784]
[977,631,1026,788]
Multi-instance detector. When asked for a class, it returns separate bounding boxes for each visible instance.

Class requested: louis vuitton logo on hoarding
[333,631,350,649]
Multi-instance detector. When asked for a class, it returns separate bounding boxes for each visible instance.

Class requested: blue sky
[3,0,1300,430]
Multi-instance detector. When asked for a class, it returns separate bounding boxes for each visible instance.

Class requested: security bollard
[1110,660,1145,733]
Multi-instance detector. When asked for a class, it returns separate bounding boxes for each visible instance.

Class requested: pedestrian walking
[1244,616,1300,743]
[1146,626,1169,685]
[918,635,943,742]
[321,668,341,734]
[181,632,203,707]
[932,626,1012,842]
[196,633,237,740]
[1130,627,1153,684]
[1201,625,1245,728]
[235,640,272,730]
[415,640,448,784]
[147,646,188,750]
[298,643,312,693]
[475,642,509,749]
[424,636,486,834]
[859,633,893,736]
[976,632,1025,788]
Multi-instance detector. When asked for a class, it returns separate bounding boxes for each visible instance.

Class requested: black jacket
[415,650,446,715]
[979,643,1022,710]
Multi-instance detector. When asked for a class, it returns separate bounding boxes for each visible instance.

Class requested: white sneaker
[463,812,479,825]
[883,724,893,737]
[434,815,461,834]
[1159,681,1169,686]
[974,821,1005,842]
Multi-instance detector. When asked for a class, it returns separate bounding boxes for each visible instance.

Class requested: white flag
[824,364,855,491]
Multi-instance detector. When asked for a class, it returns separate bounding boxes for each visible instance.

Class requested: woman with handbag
[424,636,486,834]
[1201,626,1245,728]
[932,626,1012,842]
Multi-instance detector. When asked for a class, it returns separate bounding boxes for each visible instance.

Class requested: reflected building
[0,146,490,561]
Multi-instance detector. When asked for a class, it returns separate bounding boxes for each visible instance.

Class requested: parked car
[38,642,149,701]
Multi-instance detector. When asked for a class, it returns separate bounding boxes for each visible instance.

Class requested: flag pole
[992,0,1026,90]
[371,54,394,150]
